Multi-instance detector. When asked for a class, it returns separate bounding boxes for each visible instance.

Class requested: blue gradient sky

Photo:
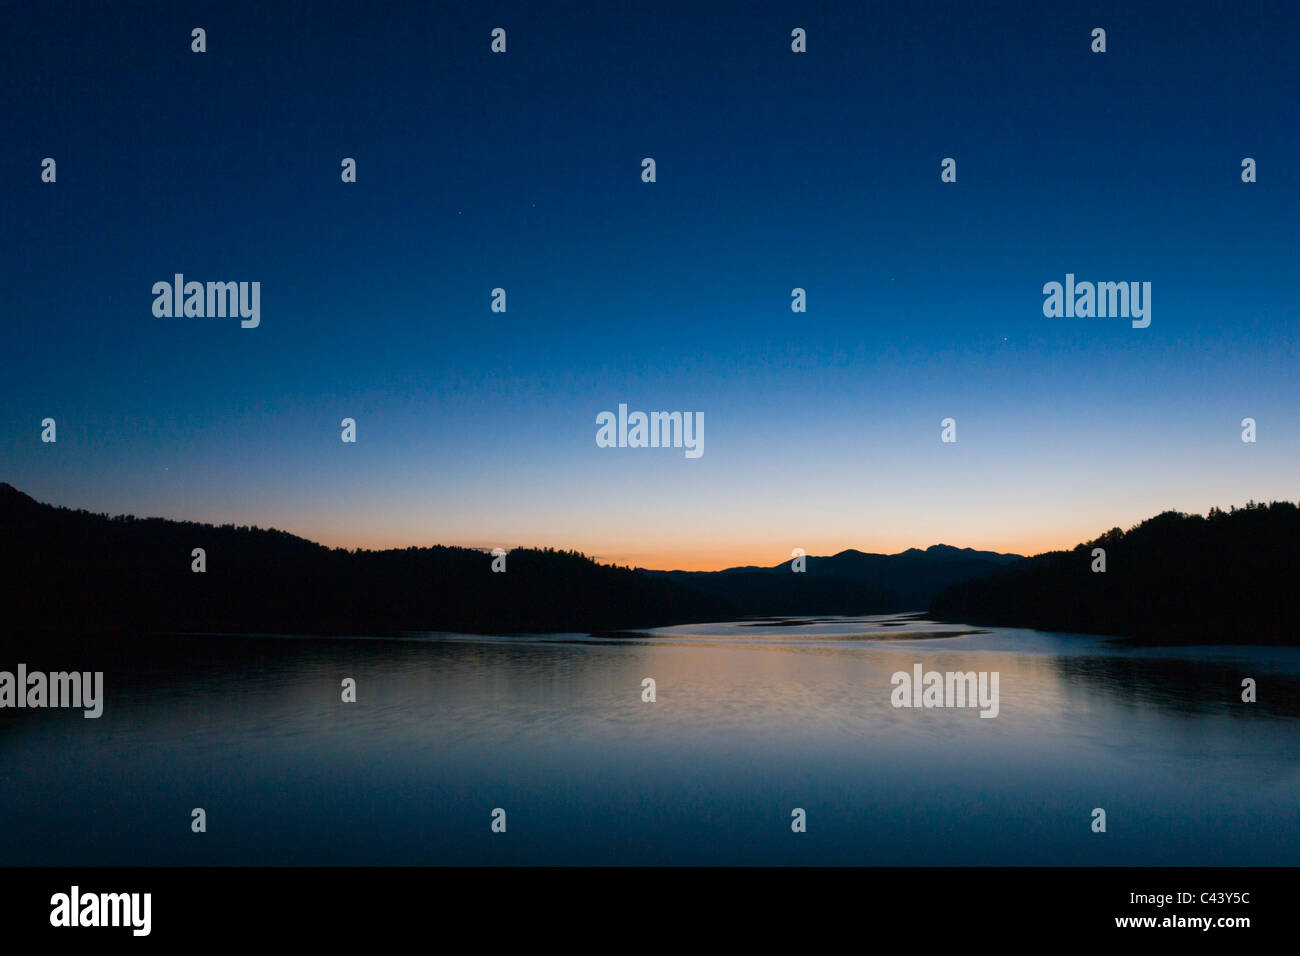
[2,1,1297,569]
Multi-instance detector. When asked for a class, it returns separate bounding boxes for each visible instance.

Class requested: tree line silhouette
[929,501,1300,643]
[0,484,1027,636]
[5,483,1295,641]
[0,483,727,635]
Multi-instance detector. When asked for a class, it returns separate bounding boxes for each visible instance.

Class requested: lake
[2,616,1297,865]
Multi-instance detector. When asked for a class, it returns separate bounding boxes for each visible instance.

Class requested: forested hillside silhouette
[8,484,1291,641]
[929,502,1300,643]
[0,483,728,635]
[0,484,1027,635]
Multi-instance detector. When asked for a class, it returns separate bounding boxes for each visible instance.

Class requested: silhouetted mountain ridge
[641,543,1022,615]
[0,484,729,635]
[8,485,1288,641]
[929,502,1300,644]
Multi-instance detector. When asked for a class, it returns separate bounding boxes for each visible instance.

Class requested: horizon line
[11,481,1292,573]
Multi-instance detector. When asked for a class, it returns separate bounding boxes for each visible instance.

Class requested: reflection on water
[1,617,1296,865]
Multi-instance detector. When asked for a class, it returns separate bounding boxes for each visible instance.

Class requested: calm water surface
[2,616,1297,865]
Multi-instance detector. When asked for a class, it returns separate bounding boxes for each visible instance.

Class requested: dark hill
[929,502,1300,643]
[0,483,730,636]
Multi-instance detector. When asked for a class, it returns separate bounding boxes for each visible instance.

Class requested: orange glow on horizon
[302,527,1096,571]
